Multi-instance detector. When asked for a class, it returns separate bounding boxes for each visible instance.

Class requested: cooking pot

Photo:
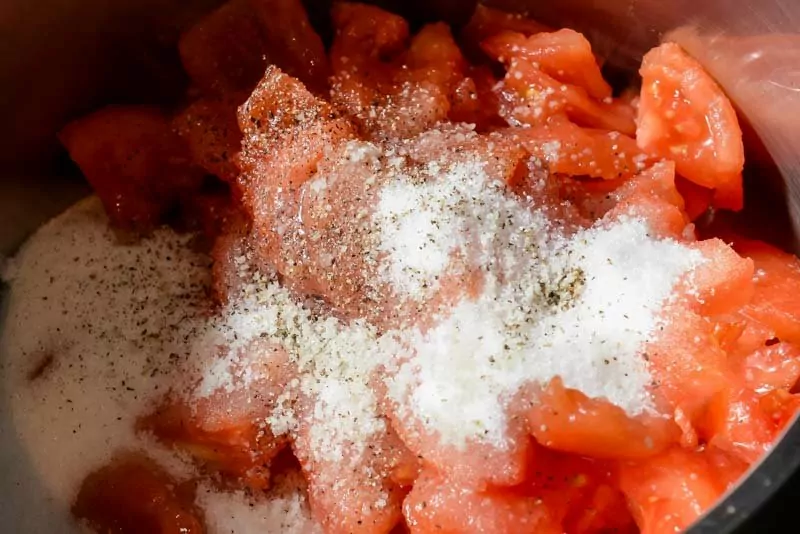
[1,0,799,532]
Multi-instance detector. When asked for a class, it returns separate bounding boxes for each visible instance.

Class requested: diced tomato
[683,238,755,316]
[675,176,714,221]
[330,8,460,140]
[405,22,467,94]
[389,412,532,488]
[702,386,778,464]
[73,454,204,534]
[605,160,689,238]
[329,2,410,73]
[210,221,254,304]
[505,120,649,181]
[522,445,636,533]
[237,66,355,202]
[482,29,611,100]
[734,342,800,394]
[141,339,292,489]
[172,95,244,183]
[463,4,552,40]
[491,56,635,134]
[527,378,679,460]
[176,185,240,241]
[403,468,561,534]
[637,43,744,210]
[618,447,727,534]
[178,0,268,95]
[249,0,330,94]
[646,306,730,418]
[759,389,800,430]
[59,106,203,230]
[448,65,504,129]
[732,238,800,344]
[557,175,629,221]
[292,419,409,534]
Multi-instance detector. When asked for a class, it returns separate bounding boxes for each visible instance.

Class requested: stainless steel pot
[1,0,799,532]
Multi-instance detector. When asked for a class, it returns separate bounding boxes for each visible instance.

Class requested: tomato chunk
[482,29,611,100]
[173,96,244,183]
[507,120,649,181]
[403,468,561,534]
[73,454,204,534]
[685,238,755,316]
[293,421,410,534]
[141,339,292,489]
[606,160,689,238]
[527,378,679,460]
[618,448,729,534]
[637,43,744,210]
[330,5,462,140]
[733,238,800,344]
[178,0,268,95]
[59,106,203,230]
[249,0,330,94]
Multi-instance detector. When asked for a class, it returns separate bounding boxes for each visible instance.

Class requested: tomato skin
[637,43,745,211]
[73,454,205,534]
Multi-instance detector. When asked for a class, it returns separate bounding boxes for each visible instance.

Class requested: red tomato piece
[506,120,649,181]
[237,66,356,202]
[59,106,203,231]
[646,306,730,419]
[172,95,244,183]
[405,22,467,94]
[388,409,532,488]
[492,56,635,134]
[73,454,205,534]
[248,0,330,94]
[735,342,800,394]
[527,377,679,460]
[177,186,240,241]
[292,419,410,534]
[461,4,552,52]
[178,0,268,95]
[482,29,611,100]
[675,176,714,221]
[140,339,292,490]
[702,386,778,464]
[448,65,504,130]
[733,238,800,344]
[759,389,800,430]
[403,468,561,534]
[329,2,410,73]
[684,238,755,316]
[522,445,636,533]
[330,8,461,140]
[637,43,745,210]
[606,160,690,238]
[618,447,727,534]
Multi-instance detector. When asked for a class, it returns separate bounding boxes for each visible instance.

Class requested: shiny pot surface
[1,0,799,532]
